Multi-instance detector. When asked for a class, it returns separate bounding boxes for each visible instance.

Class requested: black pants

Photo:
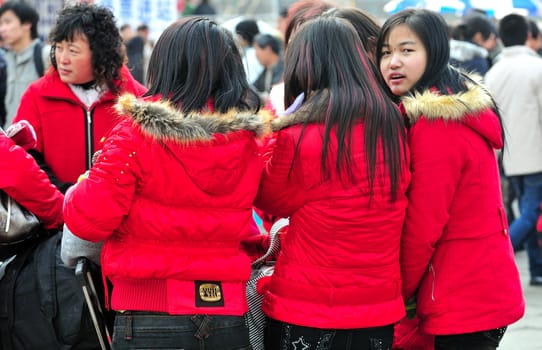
[434,327,507,350]
[265,317,394,350]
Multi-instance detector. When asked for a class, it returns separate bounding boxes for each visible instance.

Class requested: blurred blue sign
[384,0,542,17]
[94,0,177,40]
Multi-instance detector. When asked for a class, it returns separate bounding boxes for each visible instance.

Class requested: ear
[21,21,32,34]
[472,32,484,46]
[526,31,533,44]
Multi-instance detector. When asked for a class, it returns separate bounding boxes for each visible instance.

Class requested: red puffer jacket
[0,131,63,229]
[400,82,524,335]
[64,95,271,315]
[255,91,411,329]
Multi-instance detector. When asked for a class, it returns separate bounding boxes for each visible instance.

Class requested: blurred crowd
[0,0,540,349]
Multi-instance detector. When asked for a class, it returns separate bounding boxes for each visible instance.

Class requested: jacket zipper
[85,109,94,170]
[429,262,436,301]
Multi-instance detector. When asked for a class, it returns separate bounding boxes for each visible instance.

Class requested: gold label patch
[199,283,222,302]
[195,281,224,307]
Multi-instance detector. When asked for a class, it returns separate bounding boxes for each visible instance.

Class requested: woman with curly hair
[12,3,146,193]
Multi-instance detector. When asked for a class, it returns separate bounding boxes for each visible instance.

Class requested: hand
[6,120,37,150]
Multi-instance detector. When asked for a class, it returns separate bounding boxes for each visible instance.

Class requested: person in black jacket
[253,34,283,104]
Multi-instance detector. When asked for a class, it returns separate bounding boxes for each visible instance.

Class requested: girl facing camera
[377,9,524,350]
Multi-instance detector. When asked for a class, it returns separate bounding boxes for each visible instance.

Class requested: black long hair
[324,7,393,100]
[284,16,406,199]
[145,17,259,113]
[283,0,333,46]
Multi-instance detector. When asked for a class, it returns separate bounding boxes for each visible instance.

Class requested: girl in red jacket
[0,125,63,259]
[64,17,270,349]
[377,9,524,350]
[255,17,410,349]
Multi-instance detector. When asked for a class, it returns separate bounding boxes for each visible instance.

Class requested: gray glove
[60,224,103,267]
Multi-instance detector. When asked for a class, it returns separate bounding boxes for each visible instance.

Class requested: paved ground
[499,250,542,350]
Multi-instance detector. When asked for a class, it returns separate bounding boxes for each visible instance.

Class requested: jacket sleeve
[13,84,41,149]
[0,132,63,229]
[64,120,142,242]
[254,129,306,218]
[12,84,73,192]
[401,119,464,300]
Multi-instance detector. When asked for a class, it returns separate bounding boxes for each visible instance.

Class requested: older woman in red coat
[13,4,146,193]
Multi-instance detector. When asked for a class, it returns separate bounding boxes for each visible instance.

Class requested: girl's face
[380,24,427,96]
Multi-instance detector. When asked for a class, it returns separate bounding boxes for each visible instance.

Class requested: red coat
[0,132,63,229]
[64,95,271,315]
[13,66,147,184]
[255,92,411,329]
[400,82,524,335]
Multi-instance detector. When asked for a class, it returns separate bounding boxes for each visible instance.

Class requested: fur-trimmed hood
[115,94,271,144]
[401,81,503,149]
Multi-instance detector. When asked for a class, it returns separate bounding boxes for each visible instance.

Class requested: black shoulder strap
[33,41,45,77]
[33,233,61,319]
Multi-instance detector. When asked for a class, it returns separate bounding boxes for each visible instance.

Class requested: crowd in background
[0,0,540,349]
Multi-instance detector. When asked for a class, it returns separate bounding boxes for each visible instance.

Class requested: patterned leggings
[264,317,394,350]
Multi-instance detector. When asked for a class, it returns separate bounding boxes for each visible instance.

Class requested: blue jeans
[112,312,250,350]
[509,173,542,278]
[264,317,394,350]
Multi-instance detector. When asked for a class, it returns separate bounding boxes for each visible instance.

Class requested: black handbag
[0,190,40,245]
